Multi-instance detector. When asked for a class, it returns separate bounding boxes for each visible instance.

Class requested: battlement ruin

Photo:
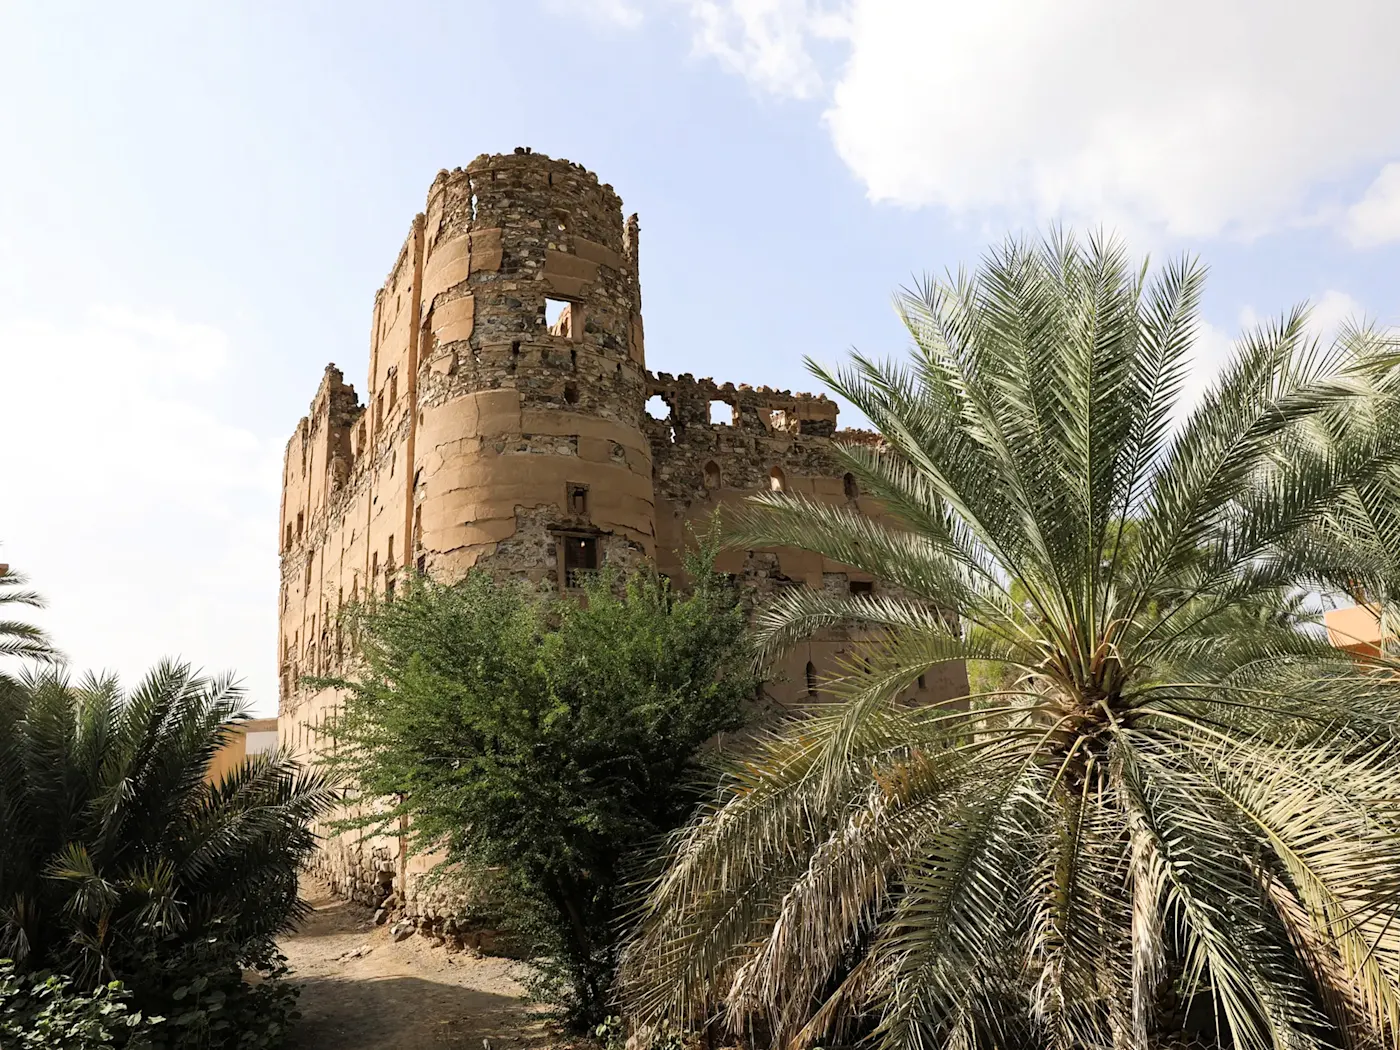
[277,149,965,918]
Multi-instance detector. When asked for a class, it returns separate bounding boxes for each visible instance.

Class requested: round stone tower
[411,148,655,585]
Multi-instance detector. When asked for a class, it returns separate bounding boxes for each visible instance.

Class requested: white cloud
[1306,289,1366,340]
[680,0,1400,240]
[685,0,845,99]
[1176,319,1234,424]
[1344,163,1400,247]
[1178,289,1368,423]
[0,306,280,712]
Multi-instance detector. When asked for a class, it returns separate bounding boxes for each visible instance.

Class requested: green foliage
[124,933,301,1050]
[0,562,57,670]
[0,661,338,1048]
[621,231,1400,1050]
[320,541,758,1028]
[0,960,158,1049]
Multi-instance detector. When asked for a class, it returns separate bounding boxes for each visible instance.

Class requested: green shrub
[321,542,760,1028]
[123,930,301,1050]
[0,960,158,1049]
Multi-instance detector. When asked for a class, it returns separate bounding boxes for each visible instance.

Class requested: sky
[1,0,1398,714]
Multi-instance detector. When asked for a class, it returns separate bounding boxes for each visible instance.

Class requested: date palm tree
[0,660,337,985]
[621,232,1400,1050]
[0,563,57,669]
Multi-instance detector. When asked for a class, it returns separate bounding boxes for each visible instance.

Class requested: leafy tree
[0,661,337,1047]
[320,548,758,1027]
[621,232,1400,1050]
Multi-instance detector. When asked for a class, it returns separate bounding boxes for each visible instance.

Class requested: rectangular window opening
[568,483,589,516]
[849,580,874,595]
[545,298,574,339]
[563,535,599,588]
[709,400,733,426]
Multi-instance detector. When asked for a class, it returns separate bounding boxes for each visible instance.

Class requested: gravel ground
[281,877,553,1050]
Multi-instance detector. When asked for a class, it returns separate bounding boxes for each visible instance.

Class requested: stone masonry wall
[276,149,968,936]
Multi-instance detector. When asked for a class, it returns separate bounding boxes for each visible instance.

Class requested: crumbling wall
[278,150,661,920]
[276,149,968,933]
[644,372,968,708]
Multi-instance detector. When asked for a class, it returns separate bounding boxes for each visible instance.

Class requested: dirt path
[282,878,552,1050]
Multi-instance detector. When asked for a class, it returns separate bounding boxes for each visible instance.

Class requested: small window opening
[375,393,384,431]
[645,395,670,420]
[371,551,379,584]
[709,400,732,425]
[285,523,293,550]
[570,347,577,370]
[389,372,398,409]
[564,382,579,405]
[769,466,786,491]
[568,483,589,516]
[917,674,927,690]
[296,511,304,538]
[850,580,874,595]
[470,193,478,221]
[546,298,571,334]
[564,535,599,588]
[806,661,817,697]
[386,578,395,602]
[511,340,521,355]
[844,472,860,500]
[703,461,721,489]
[413,505,423,547]
[387,535,395,569]
[417,553,427,575]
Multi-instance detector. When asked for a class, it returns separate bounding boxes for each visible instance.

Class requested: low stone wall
[305,828,519,954]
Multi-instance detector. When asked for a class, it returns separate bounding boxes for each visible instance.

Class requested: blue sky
[2,0,1397,713]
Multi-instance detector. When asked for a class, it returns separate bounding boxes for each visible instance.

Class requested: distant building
[206,717,278,784]
[1325,604,1385,657]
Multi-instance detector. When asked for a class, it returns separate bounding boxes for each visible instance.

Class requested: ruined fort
[278,149,966,919]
